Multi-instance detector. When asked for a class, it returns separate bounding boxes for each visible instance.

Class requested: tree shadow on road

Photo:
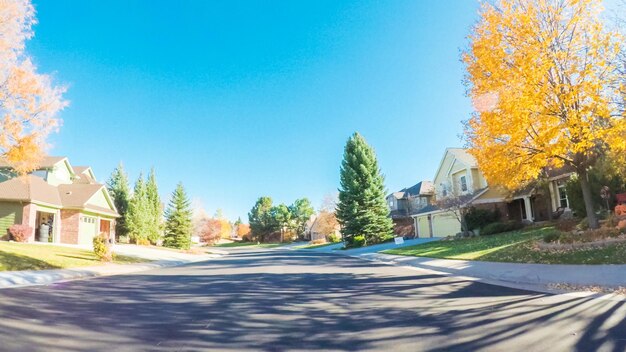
[0,250,623,351]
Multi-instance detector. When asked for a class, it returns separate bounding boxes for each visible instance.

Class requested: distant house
[0,157,119,245]
[412,148,574,238]
[386,181,434,218]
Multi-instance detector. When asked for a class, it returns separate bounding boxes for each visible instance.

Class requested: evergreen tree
[163,182,193,249]
[336,132,393,246]
[289,198,314,239]
[127,173,150,244]
[145,168,163,244]
[248,196,276,242]
[106,162,130,240]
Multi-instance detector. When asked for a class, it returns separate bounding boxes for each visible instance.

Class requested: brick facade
[21,203,36,242]
[60,210,80,244]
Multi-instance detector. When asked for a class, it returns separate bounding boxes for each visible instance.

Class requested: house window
[82,216,97,224]
[460,176,468,192]
[558,184,569,208]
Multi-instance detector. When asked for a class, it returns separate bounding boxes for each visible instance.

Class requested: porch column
[523,197,534,222]
[414,217,419,238]
[53,210,62,243]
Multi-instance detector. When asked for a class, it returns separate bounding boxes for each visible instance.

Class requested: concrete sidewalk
[356,252,626,289]
[0,246,223,289]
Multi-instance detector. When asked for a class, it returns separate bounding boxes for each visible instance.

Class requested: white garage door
[431,213,461,237]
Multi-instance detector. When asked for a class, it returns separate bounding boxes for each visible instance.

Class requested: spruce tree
[163,182,193,249]
[145,168,163,244]
[127,173,150,244]
[336,132,393,246]
[106,162,130,240]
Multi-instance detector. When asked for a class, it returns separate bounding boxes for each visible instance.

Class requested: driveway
[0,248,625,351]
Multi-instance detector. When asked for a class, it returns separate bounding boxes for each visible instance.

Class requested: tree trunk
[578,168,599,229]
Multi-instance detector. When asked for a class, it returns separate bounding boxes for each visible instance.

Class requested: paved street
[1,249,626,351]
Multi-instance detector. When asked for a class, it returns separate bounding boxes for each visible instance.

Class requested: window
[82,216,97,224]
[558,184,569,209]
[460,176,468,192]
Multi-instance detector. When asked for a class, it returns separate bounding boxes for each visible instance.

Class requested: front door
[99,219,111,241]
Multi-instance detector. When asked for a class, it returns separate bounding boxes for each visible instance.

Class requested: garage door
[416,216,431,238]
[432,213,461,237]
[0,202,22,238]
[78,215,98,245]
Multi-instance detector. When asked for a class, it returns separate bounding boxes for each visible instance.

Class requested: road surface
[0,249,625,351]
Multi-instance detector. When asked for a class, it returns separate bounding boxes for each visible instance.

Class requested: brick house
[0,157,119,245]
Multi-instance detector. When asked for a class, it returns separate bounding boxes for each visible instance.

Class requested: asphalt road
[1,249,626,352]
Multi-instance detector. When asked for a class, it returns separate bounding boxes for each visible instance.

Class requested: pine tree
[106,162,130,240]
[145,168,162,244]
[127,173,150,244]
[336,132,393,246]
[248,197,276,243]
[163,182,193,249]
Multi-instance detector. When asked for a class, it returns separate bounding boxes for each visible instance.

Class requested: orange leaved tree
[0,0,67,174]
[463,0,626,229]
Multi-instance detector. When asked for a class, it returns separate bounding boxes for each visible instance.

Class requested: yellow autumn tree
[463,0,626,229]
[0,0,67,174]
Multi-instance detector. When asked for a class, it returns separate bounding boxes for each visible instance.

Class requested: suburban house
[386,181,435,219]
[0,156,119,245]
[412,148,574,238]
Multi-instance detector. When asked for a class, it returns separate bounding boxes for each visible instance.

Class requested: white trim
[472,197,506,204]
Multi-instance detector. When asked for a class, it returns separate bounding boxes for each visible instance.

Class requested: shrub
[555,219,578,232]
[481,221,525,236]
[311,239,326,245]
[93,233,113,262]
[327,233,341,243]
[464,207,500,231]
[352,235,366,248]
[543,232,561,243]
[8,224,32,242]
[136,238,151,246]
[576,218,589,231]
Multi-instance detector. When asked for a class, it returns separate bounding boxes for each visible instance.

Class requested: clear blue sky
[27,0,482,220]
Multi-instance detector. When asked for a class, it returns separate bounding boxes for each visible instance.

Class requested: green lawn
[0,242,147,271]
[210,242,285,248]
[383,226,626,264]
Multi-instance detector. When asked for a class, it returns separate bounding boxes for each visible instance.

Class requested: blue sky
[30,0,615,220]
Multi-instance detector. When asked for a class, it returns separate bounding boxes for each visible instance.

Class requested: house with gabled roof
[411,148,574,238]
[0,157,119,245]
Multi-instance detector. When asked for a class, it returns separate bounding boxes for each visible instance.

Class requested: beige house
[0,157,119,245]
[412,148,573,238]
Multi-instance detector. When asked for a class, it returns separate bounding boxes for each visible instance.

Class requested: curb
[347,252,626,301]
[0,255,220,290]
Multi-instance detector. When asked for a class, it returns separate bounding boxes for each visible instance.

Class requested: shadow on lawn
[0,250,623,351]
[0,250,59,271]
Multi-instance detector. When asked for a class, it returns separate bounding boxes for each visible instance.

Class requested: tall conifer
[336,132,393,246]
